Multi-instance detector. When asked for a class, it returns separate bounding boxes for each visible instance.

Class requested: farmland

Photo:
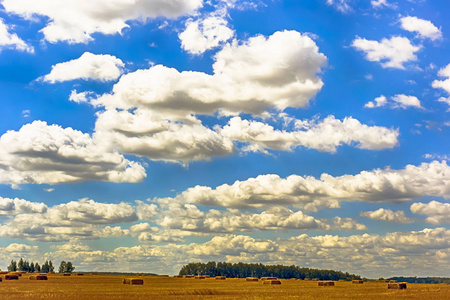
[0,274,449,299]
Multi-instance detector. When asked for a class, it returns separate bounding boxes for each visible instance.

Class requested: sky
[0,0,449,279]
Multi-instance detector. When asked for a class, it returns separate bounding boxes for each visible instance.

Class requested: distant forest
[388,277,450,284]
[178,262,362,280]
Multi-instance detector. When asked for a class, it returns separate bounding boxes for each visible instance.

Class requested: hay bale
[0,271,8,274]
[5,274,19,280]
[76,273,84,276]
[261,277,278,281]
[194,276,206,279]
[318,281,335,286]
[184,275,194,278]
[173,275,183,278]
[388,282,407,289]
[312,278,320,281]
[352,280,364,284]
[389,280,397,283]
[123,278,143,285]
[29,275,47,280]
[376,280,388,283]
[158,275,169,277]
[215,276,226,280]
[62,273,71,276]
[246,277,259,282]
[263,280,282,285]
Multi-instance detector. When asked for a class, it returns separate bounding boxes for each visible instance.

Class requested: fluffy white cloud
[352,36,420,69]
[219,115,398,153]
[69,90,96,103]
[2,0,203,43]
[179,14,234,54]
[0,18,34,53]
[410,200,450,225]
[0,121,146,185]
[365,95,387,108]
[94,30,327,114]
[432,64,450,94]
[360,208,412,223]
[42,52,124,83]
[94,109,235,163]
[365,94,422,109]
[391,94,422,109]
[0,197,47,215]
[0,198,135,241]
[34,228,450,277]
[161,161,450,209]
[400,16,442,41]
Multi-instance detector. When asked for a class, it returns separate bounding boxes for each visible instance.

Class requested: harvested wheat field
[0,274,449,300]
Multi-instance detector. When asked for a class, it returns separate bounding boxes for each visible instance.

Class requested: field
[0,274,449,300]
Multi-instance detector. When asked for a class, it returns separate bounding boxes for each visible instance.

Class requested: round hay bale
[62,273,71,276]
[5,274,19,280]
[352,280,364,284]
[263,280,282,285]
[76,273,84,276]
[388,282,407,289]
[194,276,206,279]
[173,275,183,278]
[318,281,335,286]
[261,277,278,281]
[215,276,226,280]
[246,277,259,282]
[123,278,143,285]
[29,275,47,280]
[184,275,194,278]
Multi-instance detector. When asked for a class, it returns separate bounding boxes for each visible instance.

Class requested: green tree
[35,262,41,273]
[18,258,24,271]
[49,260,54,272]
[42,260,49,273]
[30,262,35,273]
[7,260,17,272]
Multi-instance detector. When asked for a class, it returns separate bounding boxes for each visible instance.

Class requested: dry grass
[0,274,449,299]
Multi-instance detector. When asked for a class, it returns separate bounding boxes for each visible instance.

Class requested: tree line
[178,262,362,280]
[6,258,75,273]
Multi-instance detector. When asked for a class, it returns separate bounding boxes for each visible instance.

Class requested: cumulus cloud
[219,115,398,153]
[159,161,450,209]
[365,94,422,109]
[2,0,203,43]
[35,228,450,277]
[94,30,327,114]
[42,52,125,83]
[432,64,450,95]
[0,18,34,53]
[360,208,413,223]
[400,16,442,41]
[0,121,146,185]
[0,197,47,215]
[179,13,234,54]
[69,90,96,104]
[410,200,450,225]
[0,198,135,242]
[352,36,420,69]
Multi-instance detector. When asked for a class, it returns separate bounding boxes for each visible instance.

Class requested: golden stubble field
[0,274,449,300]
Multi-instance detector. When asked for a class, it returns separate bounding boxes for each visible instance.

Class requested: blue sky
[0,0,449,278]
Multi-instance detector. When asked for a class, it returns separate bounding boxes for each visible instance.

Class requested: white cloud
[400,16,442,41]
[391,94,422,109]
[326,0,353,13]
[36,228,450,277]
[219,115,399,153]
[42,52,125,83]
[94,30,327,114]
[360,208,413,223]
[160,161,450,209]
[0,121,146,185]
[0,197,47,215]
[69,90,96,103]
[371,0,395,9]
[365,95,387,108]
[0,18,34,53]
[0,198,135,242]
[352,36,420,69]
[410,200,450,224]
[365,94,422,109]
[2,0,203,44]
[432,64,450,95]
[179,14,234,54]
